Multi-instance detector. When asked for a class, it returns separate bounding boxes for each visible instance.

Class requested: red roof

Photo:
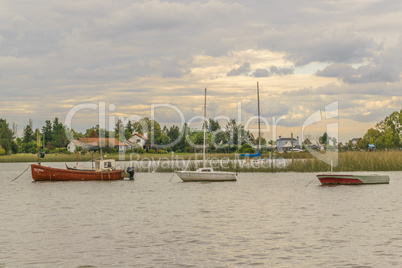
[133,133,148,140]
[78,138,126,146]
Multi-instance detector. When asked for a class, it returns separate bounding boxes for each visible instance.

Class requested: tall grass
[280,151,402,173]
[336,151,402,171]
[0,153,101,163]
[1,151,401,172]
[133,151,402,173]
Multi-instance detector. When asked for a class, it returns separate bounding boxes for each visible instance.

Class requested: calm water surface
[1,162,401,267]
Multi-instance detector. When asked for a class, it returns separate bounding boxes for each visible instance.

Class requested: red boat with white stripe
[317,174,390,185]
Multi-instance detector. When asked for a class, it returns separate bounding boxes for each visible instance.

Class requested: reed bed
[132,151,402,173]
[0,151,308,163]
[1,151,401,173]
[270,151,402,173]
[0,152,236,162]
[0,153,105,163]
[335,151,402,172]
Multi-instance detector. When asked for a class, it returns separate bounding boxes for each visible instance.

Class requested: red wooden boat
[317,174,390,185]
[31,159,134,181]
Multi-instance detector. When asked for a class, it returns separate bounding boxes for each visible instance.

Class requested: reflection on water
[0,163,401,267]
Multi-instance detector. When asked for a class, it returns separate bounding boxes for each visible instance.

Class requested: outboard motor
[126,167,135,180]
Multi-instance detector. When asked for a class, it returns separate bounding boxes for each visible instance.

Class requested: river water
[1,162,401,267]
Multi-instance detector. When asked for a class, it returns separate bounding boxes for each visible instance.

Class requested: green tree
[360,109,402,150]
[225,119,249,145]
[208,119,220,132]
[125,120,133,140]
[52,118,68,148]
[167,125,180,144]
[23,124,35,143]
[0,118,14,154]
[42,120,52,145]
[376,110,401,148]
[132,117,162,144]
[114,119,124,141]
[157,133,170,145]
[187,130,204,148]
[238,143,254,153]
[358,138,369,150]
[319,132,328,146]
[360,128,382,149]
[174,123,190,152]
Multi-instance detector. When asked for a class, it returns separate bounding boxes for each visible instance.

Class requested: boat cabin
[95,159,116,171]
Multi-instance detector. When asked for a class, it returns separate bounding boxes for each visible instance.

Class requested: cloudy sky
[1,0,401,142]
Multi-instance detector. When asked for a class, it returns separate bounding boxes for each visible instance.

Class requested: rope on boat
[168,173,176,182]
[305,177,316,187]
[12,165,31,181]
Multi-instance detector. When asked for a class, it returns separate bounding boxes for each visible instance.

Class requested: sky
[1,0,402,143]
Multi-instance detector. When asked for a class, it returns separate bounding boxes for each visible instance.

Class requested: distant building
[67,140,88,153]
[123,140,138,150]
[351,138,360,145]
[128,133,148,148]
[67,138,127,153]
[276,136,301,152]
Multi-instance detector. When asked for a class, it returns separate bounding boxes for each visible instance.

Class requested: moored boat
[175,88,237,182]
[317,174,390,185]
[176,168,237,182]
[31,159,134,181]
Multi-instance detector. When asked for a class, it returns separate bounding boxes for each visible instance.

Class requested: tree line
[309,110,401,151]
[356,109,401,150]
[1,109,400,155]
[0,116,258,155]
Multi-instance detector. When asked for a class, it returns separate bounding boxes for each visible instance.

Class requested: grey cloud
[253,69,270,77]
[271,31,380,66]
[227,62,251,76]
[316,39,402,84]
[315,64,356,79]
[252,1,383,66]
[270,66,294,76]
[230,64,294,77]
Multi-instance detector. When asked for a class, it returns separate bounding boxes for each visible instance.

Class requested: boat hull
[317,174,390,185]
[31,164,124,181]
[176,171,237,182]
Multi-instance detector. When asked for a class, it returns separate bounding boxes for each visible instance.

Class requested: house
[128,133,148,148]
[123,140,138,150]
[351,138,360,145]
[67,139,89,153]
[67,138,127,153]
[276,136,301,152]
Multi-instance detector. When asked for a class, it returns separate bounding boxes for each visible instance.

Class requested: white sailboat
[175,88,237,182]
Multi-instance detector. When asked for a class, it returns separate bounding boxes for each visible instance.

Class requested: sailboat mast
[257,82,261,151]
[203,88,207,168]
